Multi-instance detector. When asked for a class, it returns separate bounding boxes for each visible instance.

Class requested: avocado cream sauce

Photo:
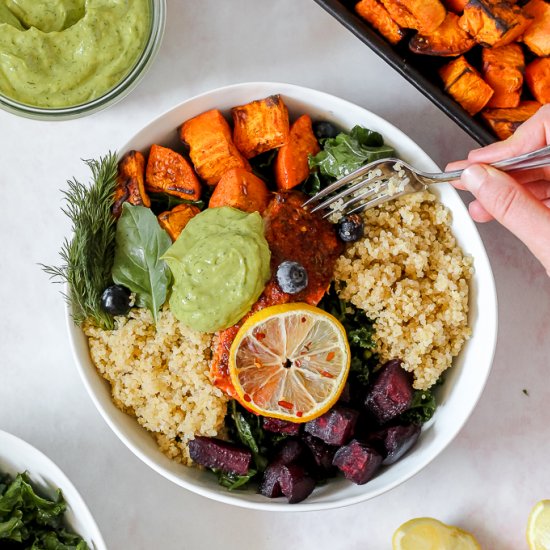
[163,208,271,333]
[0,0,150,108]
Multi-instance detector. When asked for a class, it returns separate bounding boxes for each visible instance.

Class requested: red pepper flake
[254,359,263,369]
[244,394,252,402]
[278,400,294,410]
[294,359,302,368]
[301,317,306,323]
[296,411,303,418]
[320,370,334,379]
[326,351,335,362]
[256,332,266,341]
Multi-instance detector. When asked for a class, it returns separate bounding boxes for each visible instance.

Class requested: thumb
[461,164,550,273]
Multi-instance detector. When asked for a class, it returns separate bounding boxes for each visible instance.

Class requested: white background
[1,1,550,548]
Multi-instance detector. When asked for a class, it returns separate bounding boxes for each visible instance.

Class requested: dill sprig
[42,152,119,329]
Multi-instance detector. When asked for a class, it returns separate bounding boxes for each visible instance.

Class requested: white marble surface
[1,1,549,548]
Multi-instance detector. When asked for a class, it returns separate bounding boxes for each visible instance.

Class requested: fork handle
[437,144,550,182]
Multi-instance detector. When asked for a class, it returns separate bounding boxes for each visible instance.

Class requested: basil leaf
[112,204,172,324]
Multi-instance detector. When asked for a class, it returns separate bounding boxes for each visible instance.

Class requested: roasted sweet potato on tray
[380,0,446,33]
[481,101,541,139]
[459,0,532,47]
[522,0,550,57]
[208,167,271,213]
[157,203,200,241]
[355,0,405,45]
[525,58,550,105]
[443,0,469,13]
[409,13,475,56]
[180,109,250,186]
[482,43,524,108]
[231,95,290,159]
[145,144,201,201]
[440,56,494,115]
[113,151,150,218]
[275,114,320,191]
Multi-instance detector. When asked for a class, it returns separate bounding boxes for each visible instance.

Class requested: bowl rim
[0,0,166,121]
[67,81,498,511]
[0,429,107,549]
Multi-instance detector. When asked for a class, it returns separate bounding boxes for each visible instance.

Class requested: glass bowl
[0,0,166,121]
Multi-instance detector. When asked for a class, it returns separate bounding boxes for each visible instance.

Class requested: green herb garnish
[42,153,118,329]
[399,389,437,425]
[111,203,172,324]
[0,472,88,549]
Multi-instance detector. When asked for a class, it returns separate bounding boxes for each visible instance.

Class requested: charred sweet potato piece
[304,406,359,446]
[208,167,271,213]
[409,13,476,56]
[365,359,414,423]
[522,0,550,56]
[275,114,320,190]
[232,95,290,159]
[332,440,383,485]
[482,43,524,108]
[188,436,252,475]
[263,417,301,436]
[459,0,532,47]
[180,109,250,186]
[439,55,494,115]
[145,144,201,201]
[113,150,150,218]
[380,0,446,33]
[355,0,405,45]
[443,0,468,13]
[481,100,541,139]
[157,203,200,241]
[525,58,550,105]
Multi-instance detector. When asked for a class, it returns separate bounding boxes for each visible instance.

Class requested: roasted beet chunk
[259,463,283,498]
[304,406,359,446]
[302,433,337,476]
[381,424,421,465]
[365,359,414,423]
[332,440,383,485]
[279,464,316,503]
[263,417,301,436]
[274,439,308,466]
[189,437,251,475]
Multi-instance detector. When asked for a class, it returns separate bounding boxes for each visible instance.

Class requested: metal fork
[303,144,550,218]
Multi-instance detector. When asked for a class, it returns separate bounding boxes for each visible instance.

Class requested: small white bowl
[68,82,498,511]
[0,430,106,549]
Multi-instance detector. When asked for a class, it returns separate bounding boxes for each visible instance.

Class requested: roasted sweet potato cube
[232,95,290,159]
[179,109,250,186]
[188,436,251,475]
[355,0,405,45]
[380,0,446,33]
[522,0,550,57]
[275,114,320,190]
[443,0,468,13]
[525,58,550,105]
[208,167,271,213]
[157,203,200,241]
[481,101,542,140]
[409,13,476,56]
[332,440,383,485]
[459,0,532,47]
[439,55,494,115]
[145,144,201,201]
[482,44,524,108]
[113,150,150,218]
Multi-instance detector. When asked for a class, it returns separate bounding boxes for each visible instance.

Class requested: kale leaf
[399,389,437,425]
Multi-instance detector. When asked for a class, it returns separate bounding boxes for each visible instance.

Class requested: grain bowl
[66,82,497,510]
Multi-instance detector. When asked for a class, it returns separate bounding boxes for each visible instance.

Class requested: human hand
[447,104,550,275]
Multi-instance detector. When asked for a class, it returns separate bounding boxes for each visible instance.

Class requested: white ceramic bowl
[0,430,107,549]
[68,82,498,511]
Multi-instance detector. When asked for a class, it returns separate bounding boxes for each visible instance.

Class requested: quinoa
[334,190,473,390]
[84,307,228,465]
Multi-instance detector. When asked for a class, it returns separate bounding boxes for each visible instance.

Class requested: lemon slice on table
[527,500,550,550]
[392,518,481,550]
[229,303,350,423]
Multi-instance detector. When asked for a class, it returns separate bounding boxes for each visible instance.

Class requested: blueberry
[100,285,131,315]
[313,121,339,140]
[276,261,308,294]
[337,214,364,243]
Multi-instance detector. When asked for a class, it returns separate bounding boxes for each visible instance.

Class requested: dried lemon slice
[392,518,481,550]
[527,500,550,550]
[229,303,350,423]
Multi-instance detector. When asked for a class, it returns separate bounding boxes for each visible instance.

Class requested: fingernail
[461,164,487,194]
